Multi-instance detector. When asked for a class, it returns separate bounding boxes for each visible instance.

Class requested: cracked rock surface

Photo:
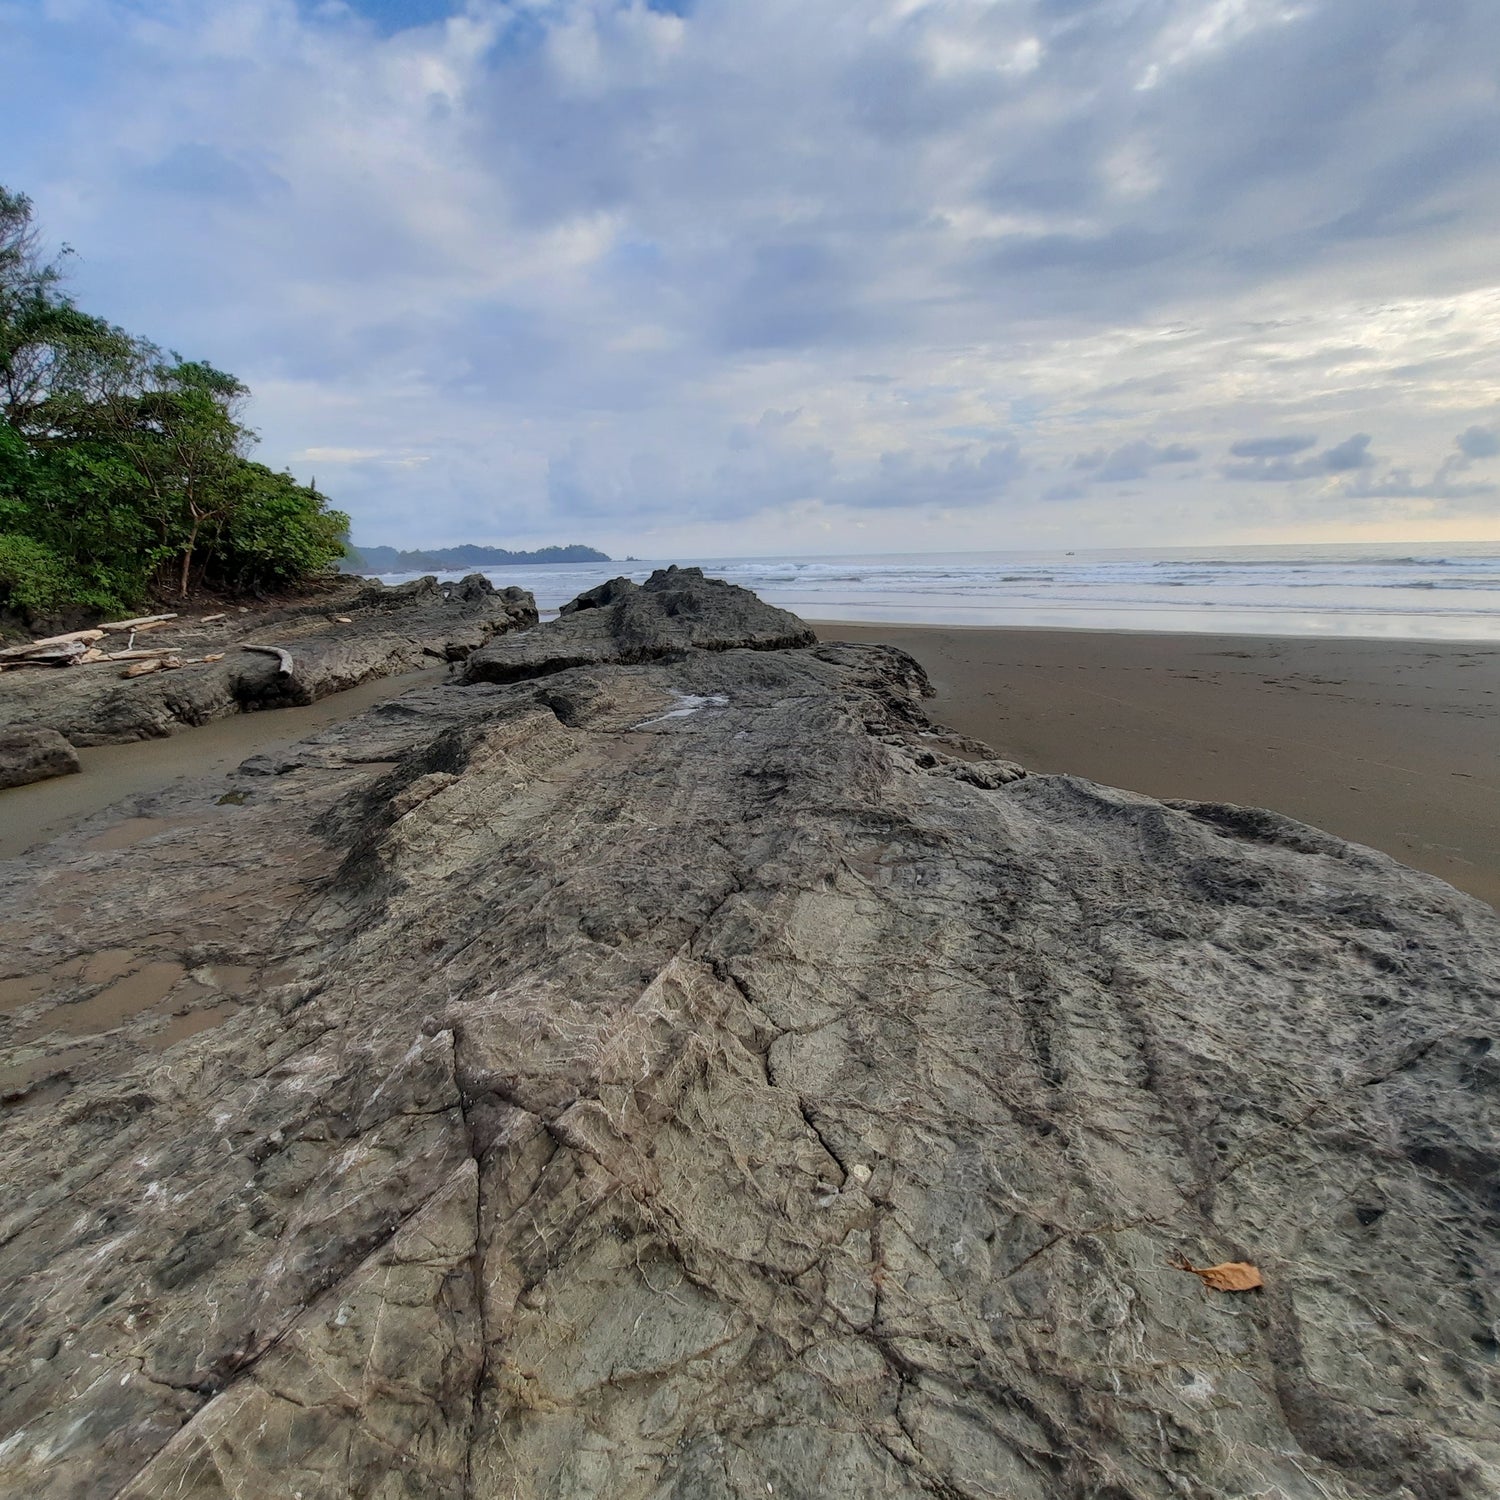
[0,574,1497,1498]
[0,573,536,762]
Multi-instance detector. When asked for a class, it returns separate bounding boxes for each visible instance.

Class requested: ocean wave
[1151,554,1465,568]
[410,544,1500,639]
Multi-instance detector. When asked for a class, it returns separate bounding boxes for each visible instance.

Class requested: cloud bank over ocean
[5,0,1499,551]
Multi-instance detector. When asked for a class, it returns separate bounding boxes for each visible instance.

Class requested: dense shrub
[0,186,348,620]
[0,532,71,615]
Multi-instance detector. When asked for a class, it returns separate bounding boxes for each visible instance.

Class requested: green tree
[217,464,350,590]
[0,185,348,620]
[118,357,253,596]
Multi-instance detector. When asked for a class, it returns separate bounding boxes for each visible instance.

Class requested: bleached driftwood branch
[99,613,177,633]
[0,629,104,662]
[242,643,295,676]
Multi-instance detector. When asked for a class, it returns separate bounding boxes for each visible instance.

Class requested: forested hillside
[344,542,610,572]
[0,187,347,619]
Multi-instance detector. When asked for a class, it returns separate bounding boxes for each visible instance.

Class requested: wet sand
[0,666,446,859]
[815,624,1500,910]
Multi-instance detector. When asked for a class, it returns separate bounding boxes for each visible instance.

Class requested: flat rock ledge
[463,563,815,683]
[0,576,1496,1500]
[0,574,536,776]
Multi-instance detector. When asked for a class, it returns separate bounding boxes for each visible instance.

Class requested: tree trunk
[178,519,200,598]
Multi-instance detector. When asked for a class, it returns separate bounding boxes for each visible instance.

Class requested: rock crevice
[0,569,1495,1497]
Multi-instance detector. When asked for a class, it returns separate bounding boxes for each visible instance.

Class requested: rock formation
[0,726,80,789]
[463,564,814,682]
[0,574,535,774]
[0,572,1495,1498]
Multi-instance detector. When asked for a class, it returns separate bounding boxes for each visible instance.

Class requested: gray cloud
[1042,481,1087,503]
[1344,469,1499,506]
[1072,440,1198,484]
[1224,433,1376,482]
[1229,435,1319,459]
[1455,424,1500,461]
[837,442,1028,511]
[4,0,1499,549]
[1321,434,1376,472]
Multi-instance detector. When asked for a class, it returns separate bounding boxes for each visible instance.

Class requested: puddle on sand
[0,974,53,1013]
[85,815,206,852]
[206,964,257,995]
[0,1056,81,1106]
[23,960,189,1041]
[1,665,447,861]
[151,1001,240,1049]
[81,948,139,985]
[3,953,269,1107]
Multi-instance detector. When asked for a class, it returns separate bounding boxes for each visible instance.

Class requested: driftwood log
[0,630,105,662]
[0,640,91,670]
[241,643,294,676]
[98,613,177,633]
[120,657,183,679]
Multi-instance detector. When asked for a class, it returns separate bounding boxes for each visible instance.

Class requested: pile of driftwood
[0,614,293,681]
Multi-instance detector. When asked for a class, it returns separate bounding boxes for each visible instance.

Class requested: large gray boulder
[0,725,80,789]
[463,564,815,682]
[0,574,536,759]
[0,593,1495,1498]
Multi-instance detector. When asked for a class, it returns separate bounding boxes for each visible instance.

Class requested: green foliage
[0,532,71,615]
[217,465,351,589]
[0,186,348,621]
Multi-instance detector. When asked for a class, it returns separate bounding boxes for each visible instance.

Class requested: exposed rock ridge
[462,564,816,683]
[0,573,536,757]
[0,579,1495,1498]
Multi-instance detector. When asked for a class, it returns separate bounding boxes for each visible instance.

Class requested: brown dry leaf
[1174,1258,1264,1292]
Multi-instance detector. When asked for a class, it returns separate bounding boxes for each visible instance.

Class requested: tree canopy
[0,186,348,619]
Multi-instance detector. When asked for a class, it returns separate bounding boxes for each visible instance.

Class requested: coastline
[5,608,1495,913]
[813,621,1500,910]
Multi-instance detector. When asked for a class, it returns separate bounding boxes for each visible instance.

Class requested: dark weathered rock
[0,726,80,789]
[463,564,815,683]
[0,574,536,750]
[0,584,1496,1498]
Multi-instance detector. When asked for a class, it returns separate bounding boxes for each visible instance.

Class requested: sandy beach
[815,623,1500,910]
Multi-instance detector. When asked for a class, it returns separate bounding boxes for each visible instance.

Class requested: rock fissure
[3,569,1497,1499]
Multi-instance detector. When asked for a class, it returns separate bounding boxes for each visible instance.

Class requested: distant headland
[341,543,611,572]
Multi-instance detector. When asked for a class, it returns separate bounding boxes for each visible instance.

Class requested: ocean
[373,540,1500,641]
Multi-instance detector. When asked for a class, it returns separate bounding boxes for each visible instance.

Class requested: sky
[3,0,1499,556]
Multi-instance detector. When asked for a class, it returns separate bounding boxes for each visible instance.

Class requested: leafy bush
[0,186,348,621]
[211,464,351,591]
[0,532,71,616]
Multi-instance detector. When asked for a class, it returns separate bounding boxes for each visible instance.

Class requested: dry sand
[816,623,1500,911]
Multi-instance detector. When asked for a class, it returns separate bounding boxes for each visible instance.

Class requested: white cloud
[3,0,1499,551]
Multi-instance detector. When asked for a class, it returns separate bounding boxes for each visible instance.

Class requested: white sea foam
[373,541,1500,641]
